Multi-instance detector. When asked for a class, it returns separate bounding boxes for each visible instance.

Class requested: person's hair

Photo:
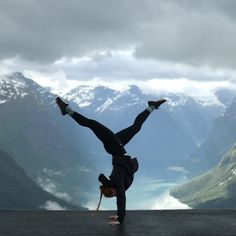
[96,185,114,211]
[100,185,114,198]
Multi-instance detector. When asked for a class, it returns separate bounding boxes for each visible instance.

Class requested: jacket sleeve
[116,184,126,223]
[98,173,112,187]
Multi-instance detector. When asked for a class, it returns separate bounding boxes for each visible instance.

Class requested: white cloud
[84,189,190,210]
[83,177,191,210]
[42,168,63,176]
[1,50,236,105]
[78,166,92,173]
[151,191,191,210]
[37,177,72,202]
[135,78,235,104]
[168,166,189,174]
[40,201,66,210]
[1,0,236,69]
[23,70,80,95]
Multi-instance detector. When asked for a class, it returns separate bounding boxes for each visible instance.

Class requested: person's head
[100,185,116,198]
[96,185,116,211]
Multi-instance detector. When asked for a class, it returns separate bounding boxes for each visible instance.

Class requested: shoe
[148,98,167,109]
[56,97,68,115]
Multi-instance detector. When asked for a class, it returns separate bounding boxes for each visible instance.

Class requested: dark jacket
[98,154,138,223]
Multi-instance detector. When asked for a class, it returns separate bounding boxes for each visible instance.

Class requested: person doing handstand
[56,97,166,225]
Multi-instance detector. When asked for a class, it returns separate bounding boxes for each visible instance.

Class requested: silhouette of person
[56,97,166,225]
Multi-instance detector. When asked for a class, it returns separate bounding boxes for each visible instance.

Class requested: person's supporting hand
[90,210,97,216]
[108,215,120,225]
[108,220,120,225]
[107,215,118,220]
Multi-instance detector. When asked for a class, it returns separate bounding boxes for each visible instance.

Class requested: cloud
[135,78,236,104]
[1,0,236,69]
[78,166,91,173]
[168,166,189,174]
[37,177,72,202]
[151,191,191,210]
[42,168,63,176]
[83,176,191,210]
[0,0,137,62]
[40,201,66,210]
[127,179,191,210]
[1,0,236,105]
[1,56,236,105]
[135,1,236,69]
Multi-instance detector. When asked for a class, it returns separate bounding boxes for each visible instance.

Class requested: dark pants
[71,109,151,155]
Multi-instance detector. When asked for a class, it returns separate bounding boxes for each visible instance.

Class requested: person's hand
[108,220,120,225]
[108,215,120,225]
[90,210,97,216]
[107,215,118,220]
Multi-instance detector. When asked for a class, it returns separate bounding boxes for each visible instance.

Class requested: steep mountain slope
[170,142,236,208]
[0,147,82,209]
[215,88,236,108]
[188,97,236,176]
[0,73,95,206]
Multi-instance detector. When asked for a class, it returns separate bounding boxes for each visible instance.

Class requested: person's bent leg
[116,98,166,146]
[56,97,126,155]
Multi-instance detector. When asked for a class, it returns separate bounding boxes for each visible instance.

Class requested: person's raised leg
[116,98,166,146]
[56,97,126,155]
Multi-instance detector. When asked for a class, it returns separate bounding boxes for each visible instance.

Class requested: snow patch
[96,98,114,113]
[231,168,236,176]
[0,73,29,103]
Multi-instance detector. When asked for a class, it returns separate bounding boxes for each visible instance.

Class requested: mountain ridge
[1,72,234,209]
[170,142,236,208]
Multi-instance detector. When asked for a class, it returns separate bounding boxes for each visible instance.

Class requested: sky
[1,0,236,98]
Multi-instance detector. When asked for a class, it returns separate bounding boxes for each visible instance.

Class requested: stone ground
[0,209,236,236]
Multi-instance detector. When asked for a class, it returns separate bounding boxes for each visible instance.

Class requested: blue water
[84,176,190,210]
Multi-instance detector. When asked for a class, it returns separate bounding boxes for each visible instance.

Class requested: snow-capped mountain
[60,82,227,180]
[1,72,234,209]
[63,84,225,146]
[0,72,96,207]
[0,72,54,104]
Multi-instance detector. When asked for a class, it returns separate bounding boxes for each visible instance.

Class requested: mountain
[170,142,236,208]
[62,84,225,179]
[215,88,236,108]
[187,96,236,176]
[0,72,231,209]
[65,84,224,145]
[0,72,96,207]
[0,147,82,210]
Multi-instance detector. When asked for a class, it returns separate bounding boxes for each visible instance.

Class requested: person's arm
[98,173,111,187]
[107,184,126,225]
[115,184,126,224]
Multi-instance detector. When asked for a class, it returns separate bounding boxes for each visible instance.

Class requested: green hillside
[0,148,84,210]
[170,143,236,208]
